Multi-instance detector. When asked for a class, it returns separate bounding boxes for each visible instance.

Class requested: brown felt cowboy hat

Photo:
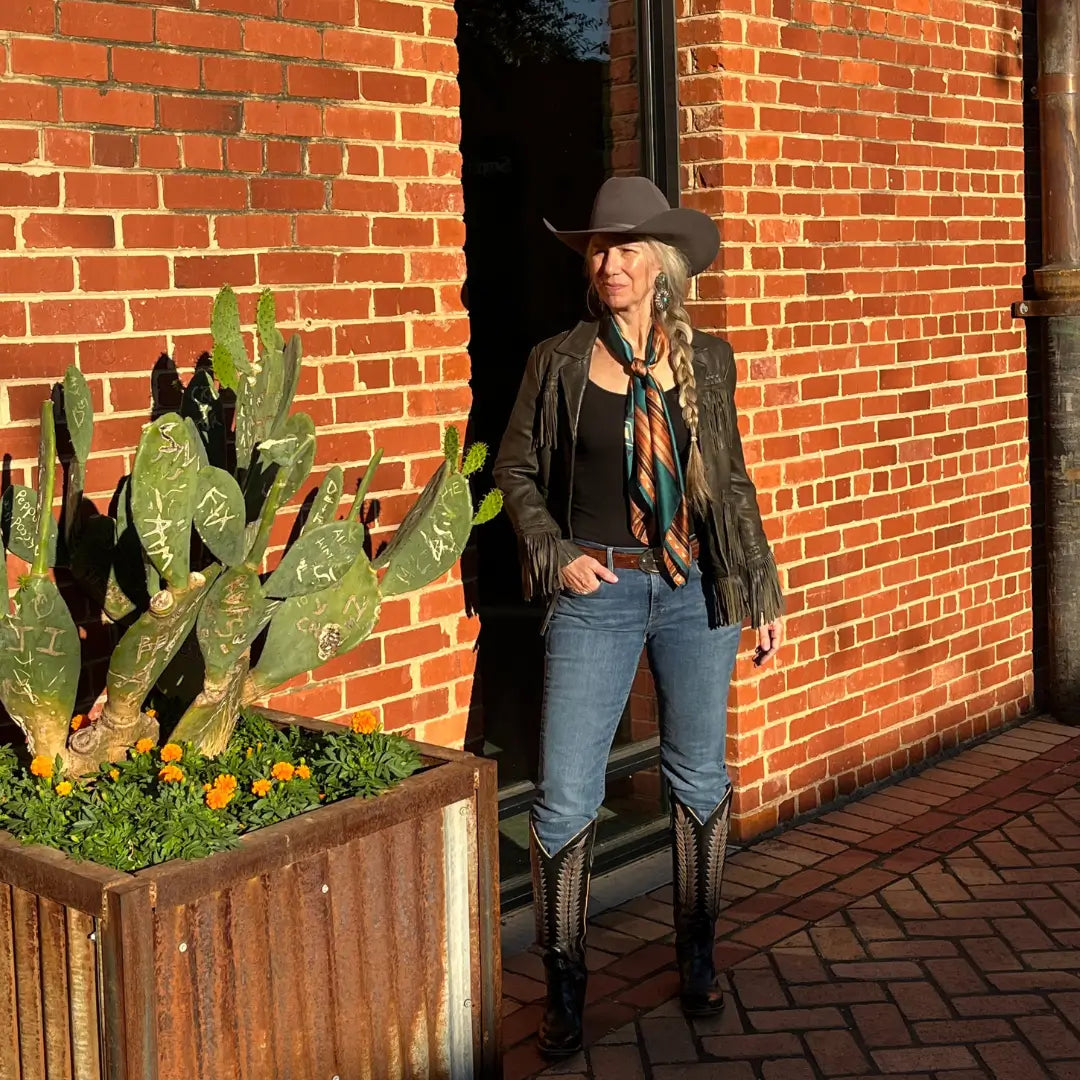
[544,175,720,276]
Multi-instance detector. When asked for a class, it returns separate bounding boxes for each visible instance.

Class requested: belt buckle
[637,548,660,574]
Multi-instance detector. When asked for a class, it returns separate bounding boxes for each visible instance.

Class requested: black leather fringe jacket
[493,320,785,630]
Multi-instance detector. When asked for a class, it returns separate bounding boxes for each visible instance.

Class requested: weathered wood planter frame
[0,714,502,1080]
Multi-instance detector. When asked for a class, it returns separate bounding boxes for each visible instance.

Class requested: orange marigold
[205,787,233,810]
[158,764,184,784]
[160,743,183,763]
[134,738,154,755]
[145,708,157,719]
[271,761,295,782]
[297,764,311,780]
[70,713,87,732]
[55,781,73,797]
[351,710,378,735]
[213,774,237,794]
[30,755,53,779]
[252,778,272,797]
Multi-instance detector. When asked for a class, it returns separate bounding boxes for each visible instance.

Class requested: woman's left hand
[753,618,784,667]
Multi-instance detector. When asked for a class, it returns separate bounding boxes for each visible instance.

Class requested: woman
[493,176,785,1057]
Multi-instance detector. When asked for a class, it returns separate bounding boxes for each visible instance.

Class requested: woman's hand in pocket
[560,556,618,595]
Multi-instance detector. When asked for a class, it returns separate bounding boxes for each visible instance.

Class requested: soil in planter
[0,709,421,870]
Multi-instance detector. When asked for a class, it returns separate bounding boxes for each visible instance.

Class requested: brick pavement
[501,718,1080,1080]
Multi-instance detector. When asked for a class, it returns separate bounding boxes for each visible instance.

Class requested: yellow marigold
[134,738,154,755]
[271,761,295,782]
[109,769,120,781]
[55,781,73,797]
[297,764,311,780]
[30,755,53,779]
[70,713,87,732]
[158,764,184,784]
[252,778,272,797]
[351,710,378,735]
[160,743,183,763]
[205,787,233,811]
[213,774,237,794]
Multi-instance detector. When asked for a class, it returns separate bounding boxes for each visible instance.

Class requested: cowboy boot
[671,789,732,1016]
[530,819,596,1057]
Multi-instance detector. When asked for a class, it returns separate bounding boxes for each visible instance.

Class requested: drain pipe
[1015,0,1080,724]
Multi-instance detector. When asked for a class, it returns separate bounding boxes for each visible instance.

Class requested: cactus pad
[195,566,265,676]
[131,413,201,588]
[246,551,379,699]
[210,285,250,394]
[170,653,250,756]
[263,520,366,599]
[375,461,474,597]
[0,577,80,759]
[303,466,344,535]
[193,466,247,566]
[1,485,56,567]
[61,365,94,465]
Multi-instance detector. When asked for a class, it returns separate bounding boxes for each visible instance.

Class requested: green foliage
[0,711,422,870]
[473,489,504,526]
[2,284,503,782]
[443,425,461,468]
[461,442,488,477]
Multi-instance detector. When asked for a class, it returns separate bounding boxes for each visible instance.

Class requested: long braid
[647,240,711,515]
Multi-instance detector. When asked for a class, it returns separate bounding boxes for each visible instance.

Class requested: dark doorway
[457,0,677,903]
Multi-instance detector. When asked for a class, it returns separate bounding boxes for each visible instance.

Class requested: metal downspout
[1015,1,1080,724]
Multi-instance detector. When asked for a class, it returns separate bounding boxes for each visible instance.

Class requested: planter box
[0,714,502,1080]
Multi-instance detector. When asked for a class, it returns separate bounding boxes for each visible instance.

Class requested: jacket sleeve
[723,345,785,628]
[492,346,581,600]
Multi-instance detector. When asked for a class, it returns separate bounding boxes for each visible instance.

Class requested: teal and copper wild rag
[600,315,692,586]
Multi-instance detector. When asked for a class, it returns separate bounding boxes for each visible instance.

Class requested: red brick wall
[0,0,477,746]
[676,0,1032,837]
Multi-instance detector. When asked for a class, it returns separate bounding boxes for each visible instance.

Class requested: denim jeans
[532,548,743,855]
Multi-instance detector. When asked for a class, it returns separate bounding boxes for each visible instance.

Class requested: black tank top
[570,379,691,548]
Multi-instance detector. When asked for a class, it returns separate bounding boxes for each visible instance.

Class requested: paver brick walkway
[501,717,1080,1079]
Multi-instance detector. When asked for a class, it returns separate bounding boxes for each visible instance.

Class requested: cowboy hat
[544,175,719,276]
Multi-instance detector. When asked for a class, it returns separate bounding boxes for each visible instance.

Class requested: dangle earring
[653,272,672,314]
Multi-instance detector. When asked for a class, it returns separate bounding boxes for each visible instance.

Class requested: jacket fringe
[536,372,559,450]
[519,531,577,601]
[746,549,784,627]
[699,385,728,455]
[711,572,749,626]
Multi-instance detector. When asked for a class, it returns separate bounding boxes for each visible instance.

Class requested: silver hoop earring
[653,272,672,314]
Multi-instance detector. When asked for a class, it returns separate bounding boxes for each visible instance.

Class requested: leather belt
[575,537,700,574]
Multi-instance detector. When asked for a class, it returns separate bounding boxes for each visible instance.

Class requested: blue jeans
[532,550,743,855]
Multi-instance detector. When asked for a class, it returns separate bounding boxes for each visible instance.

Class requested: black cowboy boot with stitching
[530,819,596,1057]
[671,789,732,1016]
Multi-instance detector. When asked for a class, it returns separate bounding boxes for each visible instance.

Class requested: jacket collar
[554,319,599,360]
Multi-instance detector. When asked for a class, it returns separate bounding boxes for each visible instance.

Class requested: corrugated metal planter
[0,713,502,1080]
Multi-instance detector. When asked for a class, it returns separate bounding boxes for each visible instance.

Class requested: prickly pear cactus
[1,285,503,777]
[0,403,80,761]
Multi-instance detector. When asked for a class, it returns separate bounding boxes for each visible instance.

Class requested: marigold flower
[203,783,212,793]
[252,778,272,797]
[70,713,87,732]
[245,747,253,759]
[271,761,295,782]
[160,743,183,763]
[134,738,154,755]
[213,774,237,794]
[30,755,53,779]
[351,710,378,735]
[158,764,184,784]
[109,769,120,781]
[205,787,233,810]
[55,781,73,797]
[145,708,157,719]
[297,764,311,780]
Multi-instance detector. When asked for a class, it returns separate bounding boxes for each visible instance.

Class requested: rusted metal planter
[0,715,502,1080]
